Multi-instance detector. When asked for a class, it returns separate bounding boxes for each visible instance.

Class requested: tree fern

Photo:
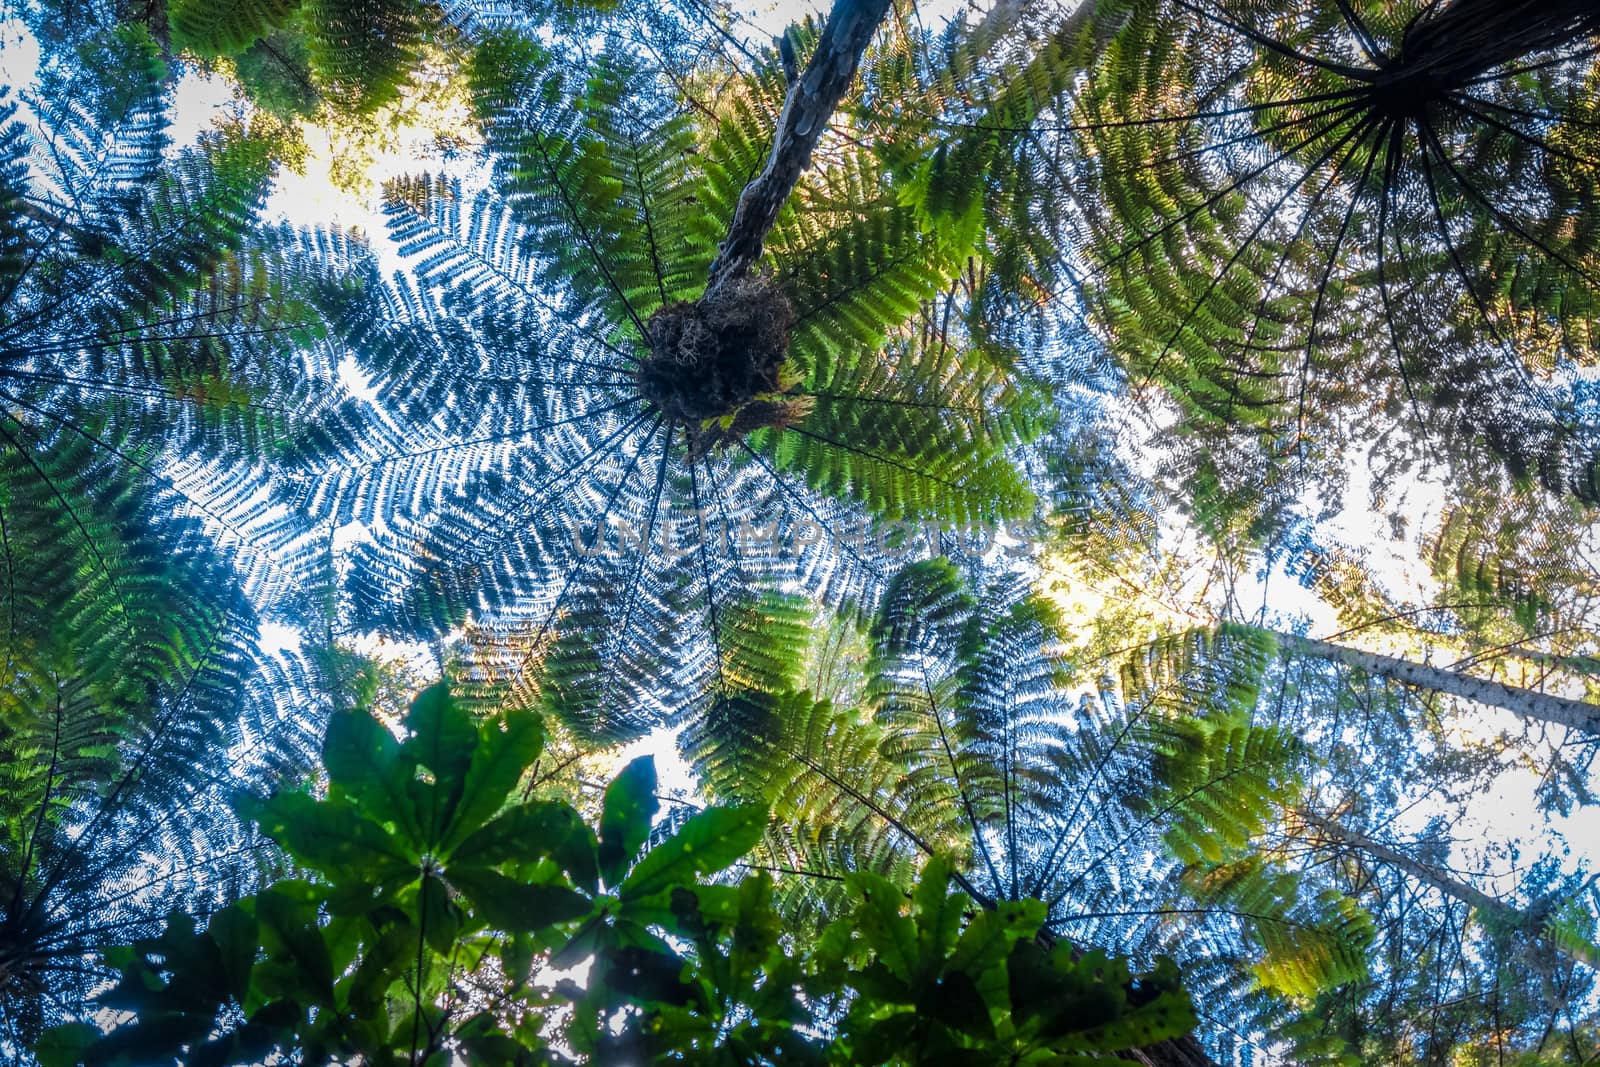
[302,19,1048,737]
[0,462,320,1052]
[169,0,302,56]
[1054,0,1600,501]
[683,557,1371,1064]
[851,0,1101,345]
[2,27,359,609]
[301,0,427,114]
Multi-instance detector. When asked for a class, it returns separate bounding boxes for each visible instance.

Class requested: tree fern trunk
[1298,809,1600,971]
[705,0,895,294]
[1267,629,1600,738]
[1394,0,1600,88]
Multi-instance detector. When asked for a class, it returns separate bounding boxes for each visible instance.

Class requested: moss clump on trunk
[637,275,811,458]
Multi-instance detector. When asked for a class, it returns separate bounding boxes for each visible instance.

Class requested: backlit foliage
[296,24,1050,737]
[1059,0,1600,501]
[684,559,1374,1064]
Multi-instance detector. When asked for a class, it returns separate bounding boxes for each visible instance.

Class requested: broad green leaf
[401,683,478,846]
[624,883,744,936]
[911,855,963,958]
[599,944,700,1008]
[947,898,1044,977]
[448,800,599,886]
[419,873,463,954]
[598,755,657,887]
[619,803,765,900]
[321,706,422,846]
[550,915,606,971]
[341,920,417,1014]
[207,903,261,1000]
[921,970,995,1040]
[449,865,594,931]
[848,871,919,983]
[439,708,545,852]
[851,1011,918,1065]
[247,790,416,881]
[1057,985,1194,1053]
[255,885,336,1004]
[33,1023,99,1067]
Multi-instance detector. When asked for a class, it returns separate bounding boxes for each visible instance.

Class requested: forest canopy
[0,0,1598,1063]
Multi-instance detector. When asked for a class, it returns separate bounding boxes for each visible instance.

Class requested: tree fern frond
[1181,857,1375,1000]
[469,33,715,333]
[0,464,322,1047]
[1,40,362,609]
[169,0,301,56]
[303,0,426,113]
[1139,712,1304,866]
[313,25,1044,731]
[1058,0,1600,503]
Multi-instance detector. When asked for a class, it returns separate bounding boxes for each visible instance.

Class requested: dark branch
[705,0,896,293]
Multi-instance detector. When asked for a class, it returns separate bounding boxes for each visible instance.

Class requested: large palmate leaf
[43,678,1200,1066]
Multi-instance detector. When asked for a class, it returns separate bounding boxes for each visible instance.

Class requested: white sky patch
[268,132,375,230]
[0,16,40,89]
[258,620,305,654]
[611,725,698,804]
[337,355,381,402]
[167,69,237,149]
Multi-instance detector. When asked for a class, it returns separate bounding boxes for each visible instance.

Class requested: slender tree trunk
[1261,628,1600,738]
[705,0,896,294]
[1298,809,1599,971]
[705,0,1114,295]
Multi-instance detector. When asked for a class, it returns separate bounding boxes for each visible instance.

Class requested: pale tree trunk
[705,0,896,294]
[1265,628,1600,738]
[1298,809,1599,971]
[705,0,1111,294]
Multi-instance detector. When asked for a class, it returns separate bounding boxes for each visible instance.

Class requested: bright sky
[0,16,39,86]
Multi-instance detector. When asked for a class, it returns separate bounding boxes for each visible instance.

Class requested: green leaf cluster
[40,681,1195,1065]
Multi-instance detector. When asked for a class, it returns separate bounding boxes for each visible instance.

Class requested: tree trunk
[1262,628,1600,738]
[704,0,1114,295]
[705,0,896,294]
[1297,809,1599,971]
[1395,0,1600,88]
